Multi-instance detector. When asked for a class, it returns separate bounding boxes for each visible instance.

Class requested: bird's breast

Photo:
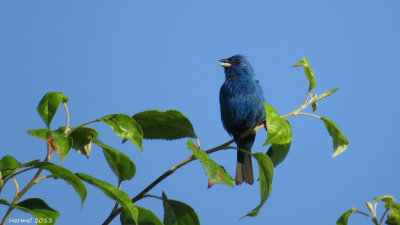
[219,78,265,136]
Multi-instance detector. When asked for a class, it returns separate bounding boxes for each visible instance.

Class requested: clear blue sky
[1,1,399,225]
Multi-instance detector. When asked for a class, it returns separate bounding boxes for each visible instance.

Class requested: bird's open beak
[219,59,231,68]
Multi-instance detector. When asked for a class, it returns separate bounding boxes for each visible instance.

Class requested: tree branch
[1,145,53,225]
[102,134,238,224]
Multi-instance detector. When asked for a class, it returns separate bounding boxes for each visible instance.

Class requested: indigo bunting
[219,54,266,185]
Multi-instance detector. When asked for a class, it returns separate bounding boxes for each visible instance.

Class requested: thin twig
[379,208,390,225]
[66,119,101,136]
[63,103,70,134]
[1,146,53,225]
[36,175,52,183]
[11,178,19,200]
[0,167,36,191]
[355,209,380,225]
[292,112,321,119]
[253,124,265,131]
[143,194,163,200]
[1,167,44,225]
[107,178,122,220]
[355,210,374,220]
[302,89,311,107]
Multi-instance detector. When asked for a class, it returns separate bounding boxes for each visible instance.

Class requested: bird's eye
[235,59,241,64]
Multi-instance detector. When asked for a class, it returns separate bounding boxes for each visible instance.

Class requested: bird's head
[219,54,255,79]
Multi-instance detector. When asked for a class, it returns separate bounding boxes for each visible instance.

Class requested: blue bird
[219,54,266,185]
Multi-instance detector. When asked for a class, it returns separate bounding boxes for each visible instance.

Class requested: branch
[1,167,44,225]
[143,194,163,200]
[36,175,52,183]
[102,134,238,224]
[11,178,19,200]
[302,88,311,107]
[1,145,53,225]
[0,167,36,192]
[282,112,321,120]
[379,208,390,225]
[355,210,380,225]
[355,210,374,220]
[66,119,100,136]
[280,89,322,120]
[63,103,70,134]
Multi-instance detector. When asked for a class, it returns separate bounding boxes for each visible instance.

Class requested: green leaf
[52,128,73,163]
[34,162,87,207]
[0,155,21,178]
[374,195,396,204]
[365,201,374,213]
[162,192,200,225]
[37,92,69,128]
[187,139,234,188]
[0,199,11,206]
[309,88,339,105]
[100,114,143,151]
[121,206,163,225]
[77,173,138,224]
[28,128,72,162]
[0,198,59,225]
[69,126,99,157]
[244,153,274,217]
[320,117,349,157]
[337,208,357,225]
[266,142,291,168]
[263,102,293,146]
[133,110,197,140]
[386,203,400,225]
[92,138,136,181]
[292,56,316,90]
[27,129,51,140]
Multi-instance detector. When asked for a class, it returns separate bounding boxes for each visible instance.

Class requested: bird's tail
[235,133,255,185]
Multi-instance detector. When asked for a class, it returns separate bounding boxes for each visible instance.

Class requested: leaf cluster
[338,195,400,225]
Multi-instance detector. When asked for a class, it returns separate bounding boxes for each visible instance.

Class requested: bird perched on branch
[219,54,266,185]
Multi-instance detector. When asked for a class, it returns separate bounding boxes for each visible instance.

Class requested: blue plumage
[219,54,266,185]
